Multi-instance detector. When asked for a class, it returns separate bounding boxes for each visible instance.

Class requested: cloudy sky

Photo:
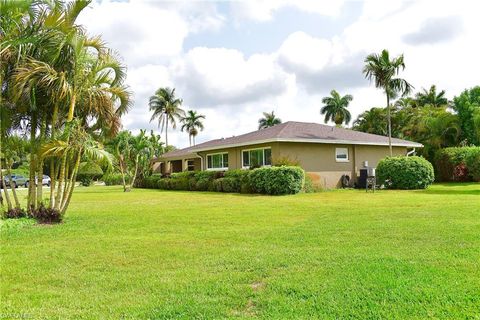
[78,0,480,148]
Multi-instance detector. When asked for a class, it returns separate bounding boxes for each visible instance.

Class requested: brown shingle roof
[158,121,422,159]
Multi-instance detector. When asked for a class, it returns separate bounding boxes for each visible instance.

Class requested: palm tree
[180,110,205,146]
[415,85,449,108]
[363,49,413,155]
[258,111,282,129]
[320,90,353,126]
[149,87,185,148]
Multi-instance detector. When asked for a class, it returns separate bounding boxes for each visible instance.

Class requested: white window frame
[206,152,229,171]
[241,147,272,169]
[335,147,349,162]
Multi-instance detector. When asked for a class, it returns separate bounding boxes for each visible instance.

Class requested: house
[153,121,423,188]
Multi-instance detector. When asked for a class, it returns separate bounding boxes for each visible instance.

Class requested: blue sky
[78,0,480,148]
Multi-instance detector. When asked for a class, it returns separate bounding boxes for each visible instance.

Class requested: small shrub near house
[434,147,480,182]
[377,156,434,189]
[142,166,305,195]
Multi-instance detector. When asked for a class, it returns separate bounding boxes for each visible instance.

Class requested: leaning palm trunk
[130,155,140,188]
[60,150,81,215]
[7,166,21,209]
[49,103,59,208]
[54,154,67,211]
[36,116,47,207]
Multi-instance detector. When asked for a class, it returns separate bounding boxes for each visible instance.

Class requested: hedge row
[434,147,480,182]
[102,173,130,186]
[377,156,435,189]
[143,166,305,195]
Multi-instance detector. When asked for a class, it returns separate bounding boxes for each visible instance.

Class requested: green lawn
[1,184,479,319]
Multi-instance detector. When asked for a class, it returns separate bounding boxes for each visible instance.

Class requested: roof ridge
[276,121,291,137]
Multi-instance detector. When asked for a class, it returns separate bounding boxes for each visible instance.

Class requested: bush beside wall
[142,166,305,195]
[434,147,480,182]
[102,173,130,186]
[377,156,434,189]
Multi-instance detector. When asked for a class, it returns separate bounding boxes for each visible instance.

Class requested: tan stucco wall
[158,142,408,188]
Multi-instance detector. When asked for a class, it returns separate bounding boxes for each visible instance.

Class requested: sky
[77,0,480,148]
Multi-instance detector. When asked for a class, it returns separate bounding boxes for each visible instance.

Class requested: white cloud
[171,47,289,107]
[231,0,345,22]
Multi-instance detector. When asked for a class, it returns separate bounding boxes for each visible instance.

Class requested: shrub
[212,178,224,192]
[77,162,103,186]
[3,207,27,219]
[434,147,480,181]
[194,171,216,191]
[224,169,249,193]
[249,166,305,195]
[30,205,62,224]
[102,173,128,186]
[465,151,480,181]
[272,156,300,167]
[303,174,323,193]
[377,156,434,189]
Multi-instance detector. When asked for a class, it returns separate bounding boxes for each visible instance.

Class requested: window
[335,147,349,162]
[187,160,195,171]
[242,148,272,168]
[206,153,229,170]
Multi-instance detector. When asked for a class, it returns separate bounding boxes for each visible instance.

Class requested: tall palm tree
[363,49,413,155]
[320,90,353,126]
[258,111,282,129]
[415,85,449,108]
[180,110,205,146]
[149,87,185,148]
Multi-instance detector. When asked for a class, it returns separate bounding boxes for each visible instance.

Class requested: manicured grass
[1,184,479,319]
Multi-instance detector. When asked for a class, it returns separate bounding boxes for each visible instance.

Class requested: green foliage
[249,166,305,195]
[435,147,480,182]
[303,174,323,193]
[272,156,300,167]
[377,156,434,189]
[453,86,480,145]
[142,166,304,195]
[102,173,129,186]
[77,162,104,186]
[466,152,480,182]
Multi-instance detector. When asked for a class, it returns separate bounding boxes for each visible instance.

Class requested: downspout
[406,148,416,157]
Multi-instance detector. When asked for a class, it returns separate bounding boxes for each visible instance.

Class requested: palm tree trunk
[28,112,37,212]
[7,165,20,209]
[54,154,67,211]
[387,94,393,156]
[119,155,127,192]
[193,134,196,146]
[49,103,59,208]
[60,150,81,215]
[36,115,46,207]
[0,169,12,211]
[165,117,168,149]
[131,154,140,189]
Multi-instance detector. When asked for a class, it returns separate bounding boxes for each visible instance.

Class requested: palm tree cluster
[106,130,163,192]
[353,84,465,160]
[258,111,282,129]
[149,87,206,147]
[0,0,131,217]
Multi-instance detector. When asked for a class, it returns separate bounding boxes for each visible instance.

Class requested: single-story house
[153,121,423,188]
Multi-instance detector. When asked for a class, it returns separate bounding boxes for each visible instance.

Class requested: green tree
[320,90,353,126]
[180,110,206,146]
[453,86,480,145]
[415,85,449,108]
[149,87,185,148]
[363,49,413,155]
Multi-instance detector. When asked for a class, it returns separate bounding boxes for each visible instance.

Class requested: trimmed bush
[142,166,305,195]
[77,162,103,186]
[377,156,434,189]
[465,151,480,181]
[434,147,480,181]
[249,166,305,195]
[102,173,129,186]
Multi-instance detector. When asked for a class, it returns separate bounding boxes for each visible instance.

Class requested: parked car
[25,175,51,188]
[2,174,28,188]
